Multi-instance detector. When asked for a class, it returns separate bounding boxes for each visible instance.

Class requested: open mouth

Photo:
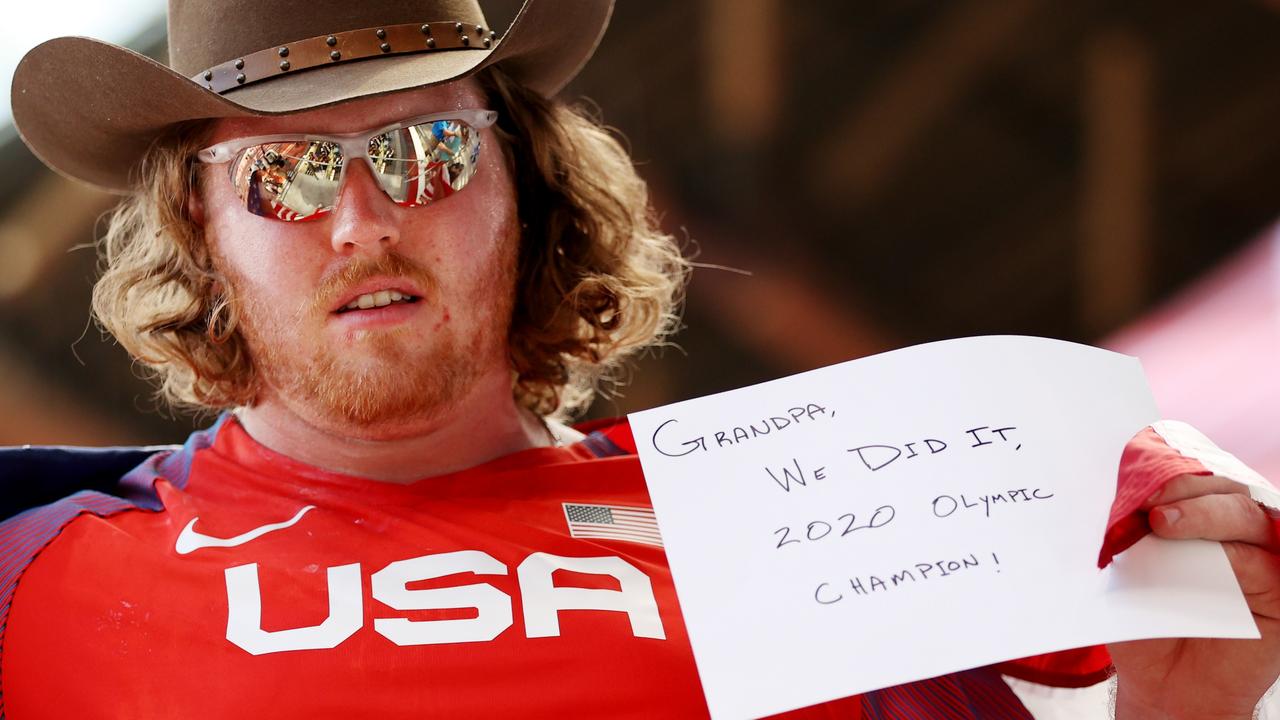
[334,290,422,314]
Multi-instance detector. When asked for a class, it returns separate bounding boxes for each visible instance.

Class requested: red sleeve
[994,645,1113,688]
[1095,426,1214,568]
[1096,424,1280,567]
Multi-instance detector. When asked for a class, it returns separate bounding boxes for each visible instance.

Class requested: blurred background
[3,0,1280,480]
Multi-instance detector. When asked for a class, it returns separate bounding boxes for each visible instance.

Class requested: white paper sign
[628,336,1259,720]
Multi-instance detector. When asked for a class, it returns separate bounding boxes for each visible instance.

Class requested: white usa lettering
[224,551,664,655]
[371,551,513,647]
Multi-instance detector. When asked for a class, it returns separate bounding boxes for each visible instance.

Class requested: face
[196,79,520,438]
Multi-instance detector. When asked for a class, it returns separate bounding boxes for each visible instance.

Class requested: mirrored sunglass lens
[230,140,345,221]
[366,119,483,207]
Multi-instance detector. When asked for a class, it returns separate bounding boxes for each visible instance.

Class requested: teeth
[343,290,414,311]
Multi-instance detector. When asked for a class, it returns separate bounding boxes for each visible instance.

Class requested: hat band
[192,21,499,95]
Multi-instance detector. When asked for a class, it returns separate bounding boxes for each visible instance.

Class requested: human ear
[187,187,206,226]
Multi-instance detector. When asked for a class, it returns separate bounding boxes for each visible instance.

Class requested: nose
[328,157,400,256]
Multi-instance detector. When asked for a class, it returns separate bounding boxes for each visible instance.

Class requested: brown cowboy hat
[11,0,613,194]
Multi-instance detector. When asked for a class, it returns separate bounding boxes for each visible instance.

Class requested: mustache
[313,252,438,312]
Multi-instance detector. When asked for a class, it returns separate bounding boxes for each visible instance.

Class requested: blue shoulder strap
[0,445,169,521]
[0,414,227,521]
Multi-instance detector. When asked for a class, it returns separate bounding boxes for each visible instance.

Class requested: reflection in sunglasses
[227,119,484,222]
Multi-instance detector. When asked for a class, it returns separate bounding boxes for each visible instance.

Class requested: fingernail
[1146,489,1162,504]
[1158,507,1181,525]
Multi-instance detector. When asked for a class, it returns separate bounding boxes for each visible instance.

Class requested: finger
[1149,492,1280,552]
[1222,541,1280,621]
[1142,473,1248,510]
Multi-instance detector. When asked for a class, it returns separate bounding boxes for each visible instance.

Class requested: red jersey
[0,416,1106,719]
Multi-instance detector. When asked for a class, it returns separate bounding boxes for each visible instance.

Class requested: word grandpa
[649,403,830,458]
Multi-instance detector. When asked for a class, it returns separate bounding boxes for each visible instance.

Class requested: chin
[309,407,453,442]
[275,336,509,441]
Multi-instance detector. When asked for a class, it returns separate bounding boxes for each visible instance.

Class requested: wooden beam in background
[1164,71,1280,196]
[0,344,136,446]
[814,0,1043,211]
[703,0,781,146]
[688,241,894,372]
[0,172,115,300]
[644,183,895,374]
[1079,29,1152,336]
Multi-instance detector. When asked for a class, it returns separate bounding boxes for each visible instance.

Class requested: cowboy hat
[11,0,613,194]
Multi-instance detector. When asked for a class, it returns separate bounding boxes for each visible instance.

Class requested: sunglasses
[196,109,498,222]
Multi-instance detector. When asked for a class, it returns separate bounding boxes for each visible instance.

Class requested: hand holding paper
[629,336,1267,720]
[1105,426,1280,720]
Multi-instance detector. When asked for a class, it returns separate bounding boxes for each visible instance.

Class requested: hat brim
[11,0,612,193]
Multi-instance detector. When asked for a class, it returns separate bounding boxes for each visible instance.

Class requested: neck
[235,370,555,483]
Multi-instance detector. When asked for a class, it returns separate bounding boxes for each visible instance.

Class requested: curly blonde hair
[92,66,688,419]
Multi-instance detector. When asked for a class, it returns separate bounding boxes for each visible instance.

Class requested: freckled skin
[190,80,550,482]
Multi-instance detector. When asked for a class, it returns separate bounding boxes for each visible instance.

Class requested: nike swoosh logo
[175,505,316,555]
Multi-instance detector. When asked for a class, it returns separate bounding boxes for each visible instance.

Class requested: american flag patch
[562,503,663,548]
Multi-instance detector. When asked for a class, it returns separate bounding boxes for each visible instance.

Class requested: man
[4,0,1278,717]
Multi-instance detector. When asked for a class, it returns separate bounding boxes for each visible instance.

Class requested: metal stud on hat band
[191,20,501,94]
[11,0,614,192]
